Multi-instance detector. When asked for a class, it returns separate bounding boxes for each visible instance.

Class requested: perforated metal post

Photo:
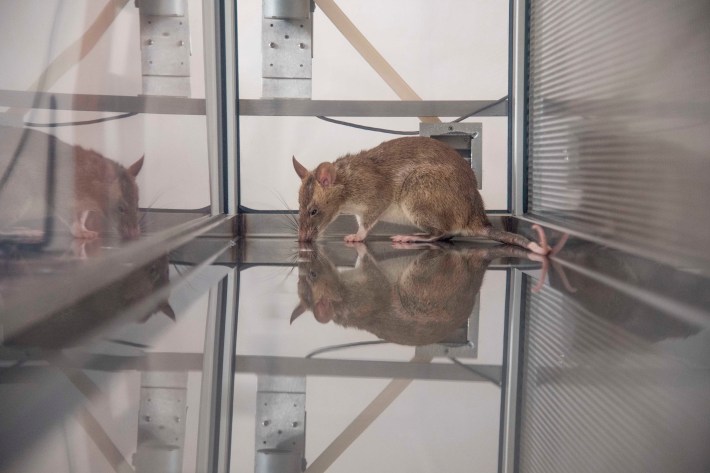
[262,0,314,98]
[136,0,192,96]
[133,371,189,472]
[254,375,307,473]
[420,123,483,189]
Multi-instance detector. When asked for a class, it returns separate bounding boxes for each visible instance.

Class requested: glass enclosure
[1,1,709,473]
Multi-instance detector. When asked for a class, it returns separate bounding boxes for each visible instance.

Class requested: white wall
[0,0,211,211]
[237,0,510,211]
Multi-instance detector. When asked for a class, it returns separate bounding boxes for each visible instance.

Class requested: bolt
[147,39,154,46]
[175,416,181,423]
[263,420,270,426]
[179,40,185,46]
[299,43,305,49]
[144,416,151,422]
[292,422,299,427]
[269,42,276,48]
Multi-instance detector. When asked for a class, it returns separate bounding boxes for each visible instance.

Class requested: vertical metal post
[500,269,523,473]
[196,270,238,473]
[510,0,527,216]
[203,0,238,215]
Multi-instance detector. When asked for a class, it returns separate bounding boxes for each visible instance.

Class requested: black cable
[450,95,508,123]
[316,116,419,135]
[316,96,509,135]
[24,111,138,128]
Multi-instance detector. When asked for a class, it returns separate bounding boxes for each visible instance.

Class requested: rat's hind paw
[527,224,550,255]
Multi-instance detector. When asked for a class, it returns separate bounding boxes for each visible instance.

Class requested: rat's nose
[299,229,314,242]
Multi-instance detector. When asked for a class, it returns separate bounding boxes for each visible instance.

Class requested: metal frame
[500,268,523,473]
[510,0,527,216]
[0,91,506,118]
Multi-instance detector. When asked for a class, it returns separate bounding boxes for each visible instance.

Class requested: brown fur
[291,243,532,345]
[293,137,548,253]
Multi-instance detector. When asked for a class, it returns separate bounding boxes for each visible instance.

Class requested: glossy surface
[1,231,709,472]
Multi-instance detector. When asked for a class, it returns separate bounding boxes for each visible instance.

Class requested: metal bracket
[262,0,314,98]
[420,122,483,190]
[137,0,192,97]
[133,371,189,472]
[255,375,307,473]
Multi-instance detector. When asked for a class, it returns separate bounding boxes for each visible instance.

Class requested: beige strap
[314,0,440,124]
[6,0,129,117]
[306,354,433,472]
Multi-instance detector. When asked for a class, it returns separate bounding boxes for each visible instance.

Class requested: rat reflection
[291,243,535,346]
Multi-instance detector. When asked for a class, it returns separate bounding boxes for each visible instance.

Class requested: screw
[263,420,270,426]
[147,39,154,46]
[269,42,276,48]
[292,422,299,427]
[448,126,454,131]
[144,416,151,422]
[179,40,184,46]
[299,43,305,49]
[175,416,181,423]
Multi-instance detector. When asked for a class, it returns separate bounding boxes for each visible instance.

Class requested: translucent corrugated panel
[526,0,710,269]
[519,280,710,473]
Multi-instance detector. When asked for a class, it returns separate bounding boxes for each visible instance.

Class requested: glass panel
[0,0,211,252]
[0,268,226,473]
[231,243,517,472]
[237,0,510,211]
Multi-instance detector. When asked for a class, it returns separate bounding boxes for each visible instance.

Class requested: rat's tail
[467,224,550,255]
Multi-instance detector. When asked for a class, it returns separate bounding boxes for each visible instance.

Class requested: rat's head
[290,245,344,324]
[292,156,344,241]
[107,156,143,240]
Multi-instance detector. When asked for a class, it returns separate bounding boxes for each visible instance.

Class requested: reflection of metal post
[255,375,307,473]
[133,371,188,472]
[136,0,192,96]
[262,0,314,98]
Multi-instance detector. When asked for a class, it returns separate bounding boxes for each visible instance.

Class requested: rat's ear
[128,155,145,177]
[159,301,176,321]
[290,301,308,324]
[292,156,309,179]
[315,162,336,188]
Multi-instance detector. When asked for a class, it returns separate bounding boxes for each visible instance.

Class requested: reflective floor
[1,220,709,473]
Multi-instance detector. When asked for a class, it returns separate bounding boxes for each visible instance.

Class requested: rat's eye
[118,205,126,214]
[309,208,318,217]
[309,271,318,280]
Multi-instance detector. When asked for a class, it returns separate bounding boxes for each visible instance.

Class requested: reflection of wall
[237,0,510,211]
[0,0,210,211]
[231,266,507,472]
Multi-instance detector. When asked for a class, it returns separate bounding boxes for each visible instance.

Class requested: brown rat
[291,242,534,346]
[0,126,143,241]
[72,146,143,240]
[292,136,549,254]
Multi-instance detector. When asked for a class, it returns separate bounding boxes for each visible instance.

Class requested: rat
[291,242,537,345]
[0,126,143,241]
[292,136,549,254]
[71,146,143,240]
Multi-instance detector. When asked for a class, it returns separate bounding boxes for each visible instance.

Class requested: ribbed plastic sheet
[526,0,710,270]
[518,280,710,473]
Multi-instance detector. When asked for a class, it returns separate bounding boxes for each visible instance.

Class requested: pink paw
[527,224,551,255]
[344,234,365,243]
